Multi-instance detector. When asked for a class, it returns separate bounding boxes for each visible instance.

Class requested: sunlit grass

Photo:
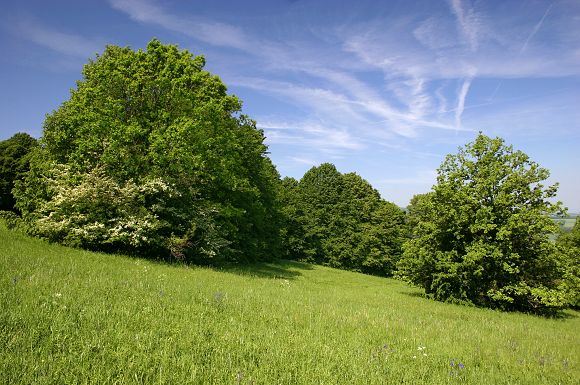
[1,224,578,384]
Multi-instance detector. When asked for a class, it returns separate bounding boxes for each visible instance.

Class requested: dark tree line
[279,163,405,276]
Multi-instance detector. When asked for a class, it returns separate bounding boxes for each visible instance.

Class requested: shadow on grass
[399,290,579,319]
[400,290,428,299]
[219,259,314,280]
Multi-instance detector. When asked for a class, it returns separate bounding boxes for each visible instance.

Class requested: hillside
[1,225,578,384]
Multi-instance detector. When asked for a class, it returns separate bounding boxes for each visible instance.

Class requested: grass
[1,225,578,384]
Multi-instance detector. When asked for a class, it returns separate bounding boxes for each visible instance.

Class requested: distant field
[555,218,577,232]
[1,225,578,384]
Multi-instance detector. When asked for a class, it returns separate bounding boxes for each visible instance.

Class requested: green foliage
[0,133,37,212]
[14,39,282,262]
[2,227,578,384]
[398,134,568,313]
[557,219,580,308]
[281,163,405,276]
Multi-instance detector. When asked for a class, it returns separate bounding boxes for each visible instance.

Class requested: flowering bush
[23,164,168,252]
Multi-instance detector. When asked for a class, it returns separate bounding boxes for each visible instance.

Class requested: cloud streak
[455,76,474,129]
[520,2,554,53]
[448,0,481,51]
[107,0,579,163]
[109,0,250,50]
[13,19,102,59]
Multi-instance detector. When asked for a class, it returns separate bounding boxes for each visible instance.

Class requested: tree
[557,219,580,308]
[397,133,568,313]
[0,133,37,212]
[281,163,405,276]
[14,39,282,262]
[405,192,434,235]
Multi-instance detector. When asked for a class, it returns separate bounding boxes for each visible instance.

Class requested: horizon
[1,0,579,211]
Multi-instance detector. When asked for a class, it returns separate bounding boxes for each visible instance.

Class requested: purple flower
[458,363,465,369]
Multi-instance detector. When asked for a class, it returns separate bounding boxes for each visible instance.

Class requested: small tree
[398,134,568,313]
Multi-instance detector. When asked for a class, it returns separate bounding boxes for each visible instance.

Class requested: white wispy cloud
[258,119,365,151]
[109,0,250,50]
[288,156,320,166]
[455,76,474,129]
[520,2,554,53]
[13,19,102,59]
[107,0,578,162]
[448,0,481,52]
[379,170,437,186]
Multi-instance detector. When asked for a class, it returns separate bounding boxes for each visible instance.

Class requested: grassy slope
[1,226,578,384]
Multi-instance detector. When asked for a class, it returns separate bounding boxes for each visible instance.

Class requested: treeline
[279,163,405,276]
[1,40,578,314]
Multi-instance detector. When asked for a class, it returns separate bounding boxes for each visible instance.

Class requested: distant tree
[558,218,580,249]
[13,39,282,262]
[557,219,580,308]
[278,176,311,260]
[405,192,434,235]
[397,133,568,313]
[281,163,405,276]
[0,133,37,212]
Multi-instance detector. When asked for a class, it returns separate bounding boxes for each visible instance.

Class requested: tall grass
[1,225,578,384]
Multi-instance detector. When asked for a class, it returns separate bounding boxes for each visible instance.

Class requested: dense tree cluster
[3,40,577,314]
[13,39,281,263]
[280,163,405,276]
[398,134,571,313]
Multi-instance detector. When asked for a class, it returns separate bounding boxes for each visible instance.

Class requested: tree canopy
[398,133,568,313]
[281,163,405,276]
[14,39,282,262]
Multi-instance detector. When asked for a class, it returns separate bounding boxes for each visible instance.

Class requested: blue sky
[1,0,579,210]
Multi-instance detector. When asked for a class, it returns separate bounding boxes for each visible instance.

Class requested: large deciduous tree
[398,133,568,313]
[13,39,282,262]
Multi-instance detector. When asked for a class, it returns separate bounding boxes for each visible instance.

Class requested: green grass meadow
[1,225,578,384]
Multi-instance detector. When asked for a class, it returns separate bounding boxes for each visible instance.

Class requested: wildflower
[458,363,465,369]
[55,293,62,298]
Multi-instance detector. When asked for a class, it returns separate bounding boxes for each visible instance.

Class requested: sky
[1,0,579,210]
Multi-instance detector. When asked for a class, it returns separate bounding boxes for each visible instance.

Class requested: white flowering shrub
[31,165,171,252]
[15,161,232,261]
